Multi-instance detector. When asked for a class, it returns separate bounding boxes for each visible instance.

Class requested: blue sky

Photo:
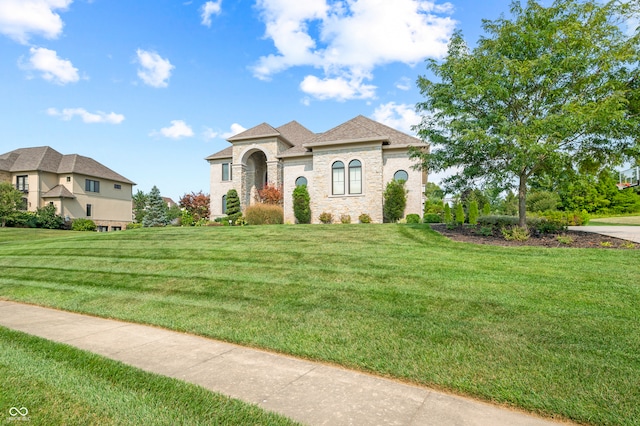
[0,0,517,201]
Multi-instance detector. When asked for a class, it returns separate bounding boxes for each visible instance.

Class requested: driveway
[568,226,640,243]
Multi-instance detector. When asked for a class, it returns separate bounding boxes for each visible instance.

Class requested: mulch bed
[430,224,639,249]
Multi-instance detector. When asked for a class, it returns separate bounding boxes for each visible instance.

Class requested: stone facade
[206,116,426,224]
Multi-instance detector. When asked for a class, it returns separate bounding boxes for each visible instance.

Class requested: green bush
[319,212,333,224]
[443,204,452,223]
[35,204,64,229]
[358,213,371,223]
[244,204,283,225]
[71,218,96,231]
[225,189,241,224]
[478,215,520,229]
[482,203,491,216]
[126,222,142,230]
[293,185,311,224]
[423,213,441,223]
[501,226,530,241]
[340,214,351,224]
[383,180,407,222]
[468,200,479,225]
[406,214,421,224]
[454,203,465,225]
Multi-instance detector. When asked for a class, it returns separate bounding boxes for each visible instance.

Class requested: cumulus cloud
[47,107,125,124]
[253,0,455,101]
[395,77,413,91]
[201,0,222,27]
[0,0,72,44]
[222,123,246,139]
[372,102,421,135]
[152,120,194,139]
[23,47,79,84]
[136,49,174,88]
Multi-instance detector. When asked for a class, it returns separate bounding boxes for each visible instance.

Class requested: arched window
[295,176,308,187]
[394,170,408,182]
[332,161,345,195]
[222,195,227,214]
[348,160,362,194]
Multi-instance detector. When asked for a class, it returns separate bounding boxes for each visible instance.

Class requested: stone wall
[382,148,424,217]
[282,156,314,223]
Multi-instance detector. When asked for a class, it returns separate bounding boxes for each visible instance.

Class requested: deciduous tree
[179,191,210,221]
[0,182,23,227]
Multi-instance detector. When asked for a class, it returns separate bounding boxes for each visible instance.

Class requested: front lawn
[0,225,638,425]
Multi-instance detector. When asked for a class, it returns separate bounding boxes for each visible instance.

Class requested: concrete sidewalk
[568,226,640,243]
[0,301,568,426]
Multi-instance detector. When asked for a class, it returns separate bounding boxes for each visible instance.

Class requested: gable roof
[42,185,76,199]
[227,123,280,142]
[276,121,315,146]
[0,146,135,184]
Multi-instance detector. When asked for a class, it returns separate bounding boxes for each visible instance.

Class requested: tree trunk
[518,174,527,228]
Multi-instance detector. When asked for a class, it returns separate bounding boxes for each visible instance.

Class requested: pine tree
[454,203,465,225]
[142,186,169,227]
[468,200,479,225]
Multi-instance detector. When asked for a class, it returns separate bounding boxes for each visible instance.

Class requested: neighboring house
[162,197,178,209]
[206,115,426,223]
[0,146,135,231]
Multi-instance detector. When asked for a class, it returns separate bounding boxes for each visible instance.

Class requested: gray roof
[0,146,135,184]
[227,123,280,142]
[42,185,76,199]
[205,146,233,161]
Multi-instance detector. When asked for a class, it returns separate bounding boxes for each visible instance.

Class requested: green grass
[1,225,639,425]
[587,215,640,226]
[0,326,298,425]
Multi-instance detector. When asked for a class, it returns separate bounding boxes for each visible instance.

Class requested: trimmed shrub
[126,222,142,230]
[454,203,465,225]
[482,203,491,216]
[443,204,452,223]
[71,218,96,231]
[406,214,421,224]
[35,204,64,229]
[468,200,479,225]
[340,214,351,224]
[383,180,407,222]
[319,212,333,224]
[423,213,441,223]
[244,204,283,225]
[501,226,530,241]
[358,213,371,223]
[293,185,311,224]
[478,215,519,229]
[225,189,241,223]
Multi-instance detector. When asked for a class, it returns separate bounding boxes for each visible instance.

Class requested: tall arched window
[348,160,362,194]
[332,161,345,195]
[222,195,227,214]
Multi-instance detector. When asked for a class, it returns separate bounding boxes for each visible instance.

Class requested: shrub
[292,185,311,224]
[257,183,283,205]
[454,203,465,225]
[501,226,530,241]
[476,226,493,236]
[383,180,407,222]
[423,213,441,223]
[180,210,195,227]
[482,203,491,216]
[443,204,452,223]
[35,204,64,229]
[319,212,333,224]
[468,201,479,225]
[340,214,351,224]
[126,222,142,230]
[244,204,283,225]
[526,190,560,213]
[406,214,421,224]
[478,215,519,229]
[235,216,247,226]
[225,189,241,223]
[556,235,574,245]
[71,218,96,231]
[358,213,371,223]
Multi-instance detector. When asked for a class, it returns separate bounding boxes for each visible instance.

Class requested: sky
[0,0,519,201]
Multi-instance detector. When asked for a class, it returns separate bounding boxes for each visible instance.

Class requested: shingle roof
[227,123,280,141]
[276,121,315,146]
[204,146,233,161]
[42,185,76,199]
[0,146,135,184]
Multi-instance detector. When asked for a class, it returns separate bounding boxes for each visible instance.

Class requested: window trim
[221,195,227,214]
[86,204,92,217]
[222,163,232,181]
[85,179,100,193]
[295,176,308,187]
[394,170,409,182]
[348,159,362,195]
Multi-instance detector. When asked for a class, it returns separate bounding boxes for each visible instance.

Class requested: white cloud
[153,120,194,139]
[395,77,412,91]
[201,0,222,27]
[136,49,174,88]
[372,102,421,135]
[24,47,79,84]
[300,74,376,101]
[253,0,455,101]
[0,0,72,44]
[222,123,246,139]
[202,127,219,140]
[47,107,125,124]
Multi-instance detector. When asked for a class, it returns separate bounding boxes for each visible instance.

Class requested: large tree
[412,0,640,227]
[142,186,169,227]
[0,182,24,227]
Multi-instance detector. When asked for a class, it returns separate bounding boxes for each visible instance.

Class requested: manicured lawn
[588,215,640,226]
[0,327,298,425]
[1,225,639,425]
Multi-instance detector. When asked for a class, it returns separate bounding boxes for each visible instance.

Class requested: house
[0,146,135,231]
[206,115,426,223]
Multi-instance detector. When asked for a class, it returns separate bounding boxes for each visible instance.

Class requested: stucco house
[206,115,426,224]
[0,146,135,231]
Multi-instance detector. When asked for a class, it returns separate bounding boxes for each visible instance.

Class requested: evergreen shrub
[406,214,421,224]
[71,218,96,231]
[358,213,371,223]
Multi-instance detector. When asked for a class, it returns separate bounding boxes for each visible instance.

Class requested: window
[86,204,92,217]
[222,163,231,181]
[295,176,308,187]
[114,184,122,190]
[394,170,408,182]
[16,175,28,192]
[222,195,227,214]
[111,226,122,231]
[66,176,71,182]
[332,161,345,195]
[85,179,100,193]
[19,198,28,211]
[97,226,108,232]
[348,160,362,194]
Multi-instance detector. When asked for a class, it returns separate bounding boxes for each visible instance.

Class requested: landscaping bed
[431,223,638,249]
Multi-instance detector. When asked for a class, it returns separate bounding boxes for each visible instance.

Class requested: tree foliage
[179,191,210,221]
[412,0,640,227]
[383,180,407,222]
[225,189,241,222]
[292,184,311,224]
[142,186,169,227]
[256,184,283,206]
[35,204,64,229]
[132,190,148,224]
[0,182,23,227]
